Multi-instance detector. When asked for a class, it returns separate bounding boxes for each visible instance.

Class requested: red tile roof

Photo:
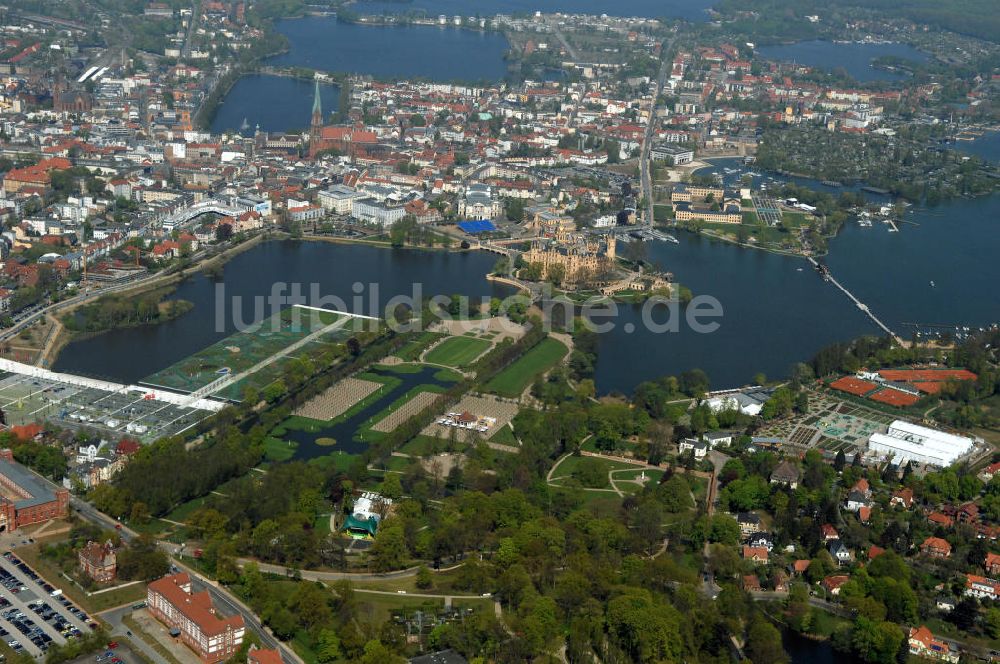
[148,573,244,636]
[248,649,282,664]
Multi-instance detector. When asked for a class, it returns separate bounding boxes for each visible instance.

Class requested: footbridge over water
[808,258,902,343]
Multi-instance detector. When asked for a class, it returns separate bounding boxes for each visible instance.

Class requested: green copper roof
[341,514,378,537]
[312,78,322,118]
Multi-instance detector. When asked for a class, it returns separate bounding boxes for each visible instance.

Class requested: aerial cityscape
[0,0,996,662]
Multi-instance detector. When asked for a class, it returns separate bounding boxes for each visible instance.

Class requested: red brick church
[308,79,378,158]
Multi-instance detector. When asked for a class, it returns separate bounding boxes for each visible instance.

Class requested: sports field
[485,338,567,398]
[423,336,491,367]
[142,306,352,397]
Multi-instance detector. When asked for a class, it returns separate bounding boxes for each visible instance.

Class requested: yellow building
[521,232,617,284]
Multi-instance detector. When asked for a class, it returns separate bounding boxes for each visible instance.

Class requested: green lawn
[17,546,148,614]
[490,424,518,445]
[263,436,298,462]
[484,337,568,397]
[424,336,491,367]
[165,496,207,524]
[308,452,362,472]
[314,514,331,535]
[394,332,446,361]
[398,434,454,457]
[380,455,414,472]
[550,454,637,484]
[653,204,674,222]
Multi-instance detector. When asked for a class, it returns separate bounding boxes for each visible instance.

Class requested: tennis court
[458,220,497,234]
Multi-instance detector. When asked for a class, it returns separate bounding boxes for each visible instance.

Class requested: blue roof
[458,220,497,234]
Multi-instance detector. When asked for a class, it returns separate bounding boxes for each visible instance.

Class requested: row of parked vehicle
[0,551,94,656]
[1,604,54,654]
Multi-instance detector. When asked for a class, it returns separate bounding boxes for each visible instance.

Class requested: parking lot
[0,551,93,658]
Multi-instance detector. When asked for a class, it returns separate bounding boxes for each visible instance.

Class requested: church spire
[311,78,322,128]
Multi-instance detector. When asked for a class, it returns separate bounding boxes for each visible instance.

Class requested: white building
[352,198,407,227]
[457,183,502,220]
[318,184,366,215]
[868,420,974,467]
[705,390,768,417]
[353,492,392,523]
[679,438,707,459]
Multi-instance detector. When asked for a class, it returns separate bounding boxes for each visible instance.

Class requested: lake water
[210,75,340,134]
[54,134,1000,396]
[52,242,512,384]
[956,130,1000,163]
[351,0,715,21]
[269,17,510,82]
[590,232,876,393]
[757,40,928,82]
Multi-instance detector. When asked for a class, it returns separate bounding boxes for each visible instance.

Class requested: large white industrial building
[868,420,975,467]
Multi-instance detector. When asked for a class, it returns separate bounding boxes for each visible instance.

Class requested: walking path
[807,257,901,342]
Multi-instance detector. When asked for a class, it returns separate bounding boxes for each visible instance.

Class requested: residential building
[986,552,1000,576]
[147,573,245,663]
[679,438,707,459]
[704,431,735,448]
[964,574,1000,601]
[742,546,768,563]
[78,540,117,583]
[828,539,852,564]
[846,489,870,512]
[769,460,800,489]
[247,647,283,664]
[737,512,761,537]
[920,536,952,559]
[822,575,850,596]
[746,532,773,552]
[907,626,959,663]
[891,488,914,509]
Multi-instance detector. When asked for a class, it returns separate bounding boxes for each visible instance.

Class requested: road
[98,605,170,664]
[181,0,201,59]
[65,496,301,664]
[702,449,729,599]
[639,43,671,226]
[550,24,578,60]
[0,235,254,352]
